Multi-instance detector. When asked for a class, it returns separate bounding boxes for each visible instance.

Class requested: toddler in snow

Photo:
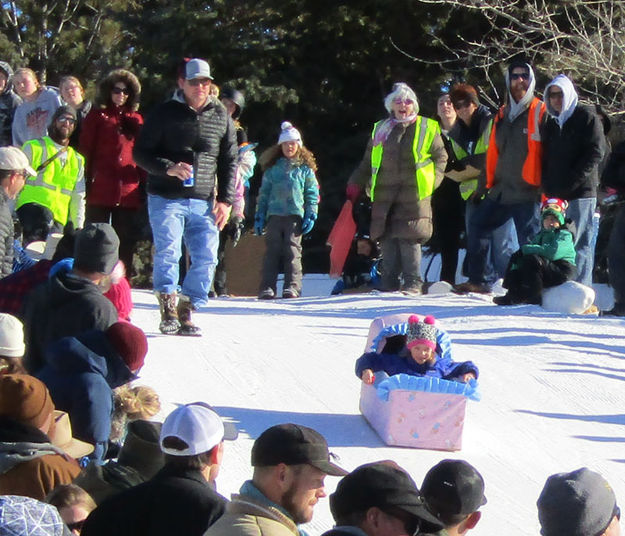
[254,121,320,299]
[494,198,576,305]
[356,315,478,383]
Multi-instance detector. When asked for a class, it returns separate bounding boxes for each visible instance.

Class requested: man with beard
[16,105,85,245]
[455,60,546,294]
[205,423,348,536]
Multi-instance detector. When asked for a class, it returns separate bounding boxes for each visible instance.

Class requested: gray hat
[537,467,617,536]
[185,59,213,80]
[50,105,77,123]
[0,146,36,177]
[73,223,119,275]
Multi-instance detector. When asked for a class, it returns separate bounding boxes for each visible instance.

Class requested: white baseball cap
[160,402,238,456]
[0,146,36,177]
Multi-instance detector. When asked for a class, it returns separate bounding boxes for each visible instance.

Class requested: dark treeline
[2,0,619,270]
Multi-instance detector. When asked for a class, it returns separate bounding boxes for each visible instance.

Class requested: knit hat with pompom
[277,121,302,146]
[406,315,437,351]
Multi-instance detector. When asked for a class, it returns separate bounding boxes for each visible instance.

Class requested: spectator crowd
[0,54,622,535]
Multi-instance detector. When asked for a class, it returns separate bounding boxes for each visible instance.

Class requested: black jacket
[541,105,603,200]
[134,91,237,204]
[22,270,118,374]
[82,465,227,536]
[0,189,13,278]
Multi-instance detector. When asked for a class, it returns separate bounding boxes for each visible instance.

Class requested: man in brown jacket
[205,423,347,536]
[0,374,85,500]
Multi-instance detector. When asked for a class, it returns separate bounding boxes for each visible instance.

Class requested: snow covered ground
[130,274,625,536]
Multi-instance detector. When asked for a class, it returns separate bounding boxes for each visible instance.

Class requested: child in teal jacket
[254,122,320,299]
[495,198,576,305]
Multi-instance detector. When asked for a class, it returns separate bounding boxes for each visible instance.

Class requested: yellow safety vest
[17,137,83,225]
[370,117,440,202]
[449,119,492,200]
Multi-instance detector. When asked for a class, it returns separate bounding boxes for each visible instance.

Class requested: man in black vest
[134,58,237,336]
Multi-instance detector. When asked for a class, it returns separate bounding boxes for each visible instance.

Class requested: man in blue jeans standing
[454,60,546,294]
[134,58,237,336]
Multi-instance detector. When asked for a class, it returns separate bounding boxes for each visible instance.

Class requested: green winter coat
[520,227,576,265]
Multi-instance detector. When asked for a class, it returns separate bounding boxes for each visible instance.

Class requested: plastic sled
[359,314,479,450]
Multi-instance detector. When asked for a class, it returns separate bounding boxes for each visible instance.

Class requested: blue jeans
[148,194,220,308]
[465,202,519,279]
[467,196,540,285]
[566,197,597,287]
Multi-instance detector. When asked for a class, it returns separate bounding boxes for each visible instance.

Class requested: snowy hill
[130,276,625,536]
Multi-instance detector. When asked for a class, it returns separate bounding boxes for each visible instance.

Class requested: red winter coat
[80,105,146,208]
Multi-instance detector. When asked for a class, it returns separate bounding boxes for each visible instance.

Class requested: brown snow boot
[157,292,180,335]
[177,295,202,337]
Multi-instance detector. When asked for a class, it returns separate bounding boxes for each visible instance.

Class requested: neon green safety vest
[448,119,492,200]
[370,116,440,202]
[17,137,84,225]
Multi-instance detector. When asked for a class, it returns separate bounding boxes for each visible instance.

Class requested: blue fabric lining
[376,374,481,402]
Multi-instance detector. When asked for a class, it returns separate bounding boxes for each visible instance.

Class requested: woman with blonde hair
[11,67,62,145]
[59,75,92,148]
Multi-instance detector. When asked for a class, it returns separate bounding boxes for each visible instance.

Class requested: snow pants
[260,215,303,293]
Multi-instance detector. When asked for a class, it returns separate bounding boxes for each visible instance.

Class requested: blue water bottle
[183,156,195,187]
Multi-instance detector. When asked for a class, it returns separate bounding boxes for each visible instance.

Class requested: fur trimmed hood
[96,69,141,111]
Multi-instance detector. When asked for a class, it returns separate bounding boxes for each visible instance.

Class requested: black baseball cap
[251,423,347,476]
[421,459,487,519]
[330,462,444,533]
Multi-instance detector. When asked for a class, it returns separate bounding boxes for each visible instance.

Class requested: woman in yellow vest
[346,83,447,294]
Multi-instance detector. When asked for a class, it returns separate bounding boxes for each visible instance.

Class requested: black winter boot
[177,295,202,336]
[157,293,181,335]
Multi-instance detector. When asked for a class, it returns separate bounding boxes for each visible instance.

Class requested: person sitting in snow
[355,314,478,384]
[494,198,576,306]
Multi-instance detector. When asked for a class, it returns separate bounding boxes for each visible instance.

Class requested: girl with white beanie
[254,121,320,299]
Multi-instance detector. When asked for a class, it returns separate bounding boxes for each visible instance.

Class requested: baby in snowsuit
[355,314,478,384]
[494,198,576,306]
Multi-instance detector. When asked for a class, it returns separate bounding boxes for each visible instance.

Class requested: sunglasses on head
[510,72,530,81]
[393,98,414,106]
[112,86,130,95]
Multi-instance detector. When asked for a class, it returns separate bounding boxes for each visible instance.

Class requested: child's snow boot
[177,295,202,336]
[157,292,181,335]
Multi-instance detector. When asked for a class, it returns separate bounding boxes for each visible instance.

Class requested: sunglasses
[383,507,421,536]
[112,86,130,95]
[66,520,85,532]
[57,116,76,125]
[453,100,472,110]
[393,98,414,106]
[188,78,212,87]
[510,72,530,81]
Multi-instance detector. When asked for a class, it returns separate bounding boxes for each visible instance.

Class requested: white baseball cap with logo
[0,146,36,177]
[160,402,238,456]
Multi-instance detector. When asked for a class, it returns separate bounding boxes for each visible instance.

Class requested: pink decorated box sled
[359,314,479,450]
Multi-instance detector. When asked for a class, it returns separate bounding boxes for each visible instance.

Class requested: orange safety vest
[485,97,546,189]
